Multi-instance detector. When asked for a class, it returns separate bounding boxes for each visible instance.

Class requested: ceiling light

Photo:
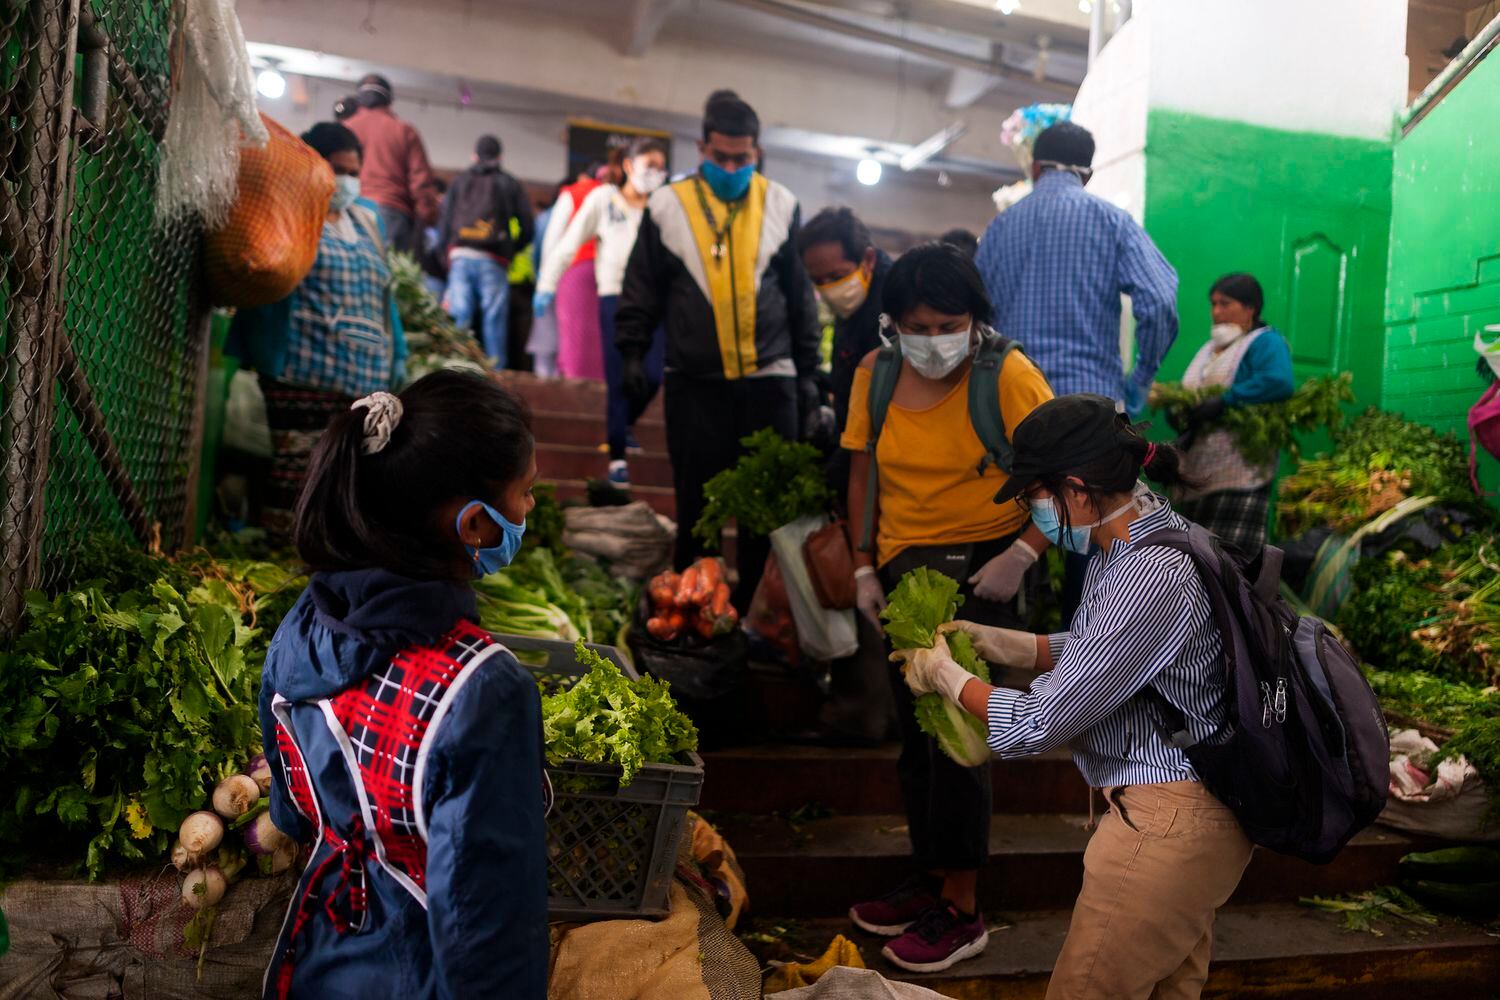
[993,0,1019,13]
[1078,0,1093,12]
[256,66,286,100]
[856,157,882,186]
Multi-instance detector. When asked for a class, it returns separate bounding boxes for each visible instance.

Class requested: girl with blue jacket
[257,370,547,999]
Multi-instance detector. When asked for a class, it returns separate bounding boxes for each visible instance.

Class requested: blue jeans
[447,256,511,367]
[598,294,664,459]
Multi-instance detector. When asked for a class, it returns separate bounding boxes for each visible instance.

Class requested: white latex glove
[855,569,887,626]
[968,539,1038,602]
[938,619,1038,669]
[890,634,975,704]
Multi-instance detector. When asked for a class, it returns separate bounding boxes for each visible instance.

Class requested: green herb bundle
[694,427,832,546]
[388,251,492,379]
[1278,408,1476,537]
[1153,372,1353,466]
[540,641,698,786]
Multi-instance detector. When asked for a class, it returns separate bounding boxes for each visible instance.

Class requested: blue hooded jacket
[257,568,548,999]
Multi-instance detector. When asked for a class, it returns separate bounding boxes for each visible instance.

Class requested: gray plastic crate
[495,633,705,921]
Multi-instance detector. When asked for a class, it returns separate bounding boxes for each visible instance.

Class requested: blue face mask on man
[700,160,755,201]
[456,500,526,577]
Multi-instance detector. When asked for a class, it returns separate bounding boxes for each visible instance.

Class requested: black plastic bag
[628,616,762,750]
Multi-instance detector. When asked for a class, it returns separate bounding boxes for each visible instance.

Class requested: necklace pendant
[712,242,724,260]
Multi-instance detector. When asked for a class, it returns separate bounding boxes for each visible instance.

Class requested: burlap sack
[0,870,294,999]
[203,114,333,308]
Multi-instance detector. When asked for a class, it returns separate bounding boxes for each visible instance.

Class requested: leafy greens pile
[540,641,698,786]
[388,251,492,380]
[1153,372,1354,466]
[0,539,305,878]
[1278,408,1476,537]
[694,428,831,546]
[882,568,991,767]
[476,547,637,646]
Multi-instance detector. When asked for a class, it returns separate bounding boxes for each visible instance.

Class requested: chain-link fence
[1,0,206,635]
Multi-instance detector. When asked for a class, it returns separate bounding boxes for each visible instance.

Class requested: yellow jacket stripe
[672,174,768,379]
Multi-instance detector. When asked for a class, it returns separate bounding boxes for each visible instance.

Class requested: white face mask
[1210,322,1246,350]
[816,268,869,319]
[631,162,667,195]
[899,327,972,379]
[330,174,360,213]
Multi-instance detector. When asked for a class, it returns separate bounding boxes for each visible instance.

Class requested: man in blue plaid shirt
[975,122,1179,417]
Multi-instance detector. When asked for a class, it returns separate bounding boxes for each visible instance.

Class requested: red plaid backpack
[267,621,549,998]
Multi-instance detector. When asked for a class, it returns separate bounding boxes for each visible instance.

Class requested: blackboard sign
[566,119,673,179]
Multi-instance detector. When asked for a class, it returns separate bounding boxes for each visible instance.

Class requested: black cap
[993,394,1128,505]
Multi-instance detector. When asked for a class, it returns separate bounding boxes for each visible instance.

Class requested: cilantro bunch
[1154,372,1354,467]
[694,428,831,546]
[540,642,698,786]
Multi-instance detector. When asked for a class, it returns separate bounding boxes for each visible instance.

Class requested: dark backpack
[447,169,519,261]
[858,328,1020,552]
[1138,524,1390,864]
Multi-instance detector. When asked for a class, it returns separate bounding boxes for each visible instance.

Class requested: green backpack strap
[858,339,902,553]
[967,329,1019,477]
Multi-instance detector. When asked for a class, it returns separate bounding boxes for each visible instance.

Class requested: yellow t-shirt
[841,353,1054,566]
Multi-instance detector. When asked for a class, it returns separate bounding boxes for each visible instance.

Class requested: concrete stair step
[717,812,1420,915]
[552,479,676,519]
[530,409,666,452]
[748,903,1500,998]
[496,371,665,422]
[535,443,673,491]
[699,743,1088,817]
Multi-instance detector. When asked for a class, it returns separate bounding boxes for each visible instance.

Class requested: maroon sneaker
[848,874,942,936]
[881,903,988,973]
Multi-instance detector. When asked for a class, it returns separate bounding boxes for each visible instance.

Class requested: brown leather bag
[803,518,857,610]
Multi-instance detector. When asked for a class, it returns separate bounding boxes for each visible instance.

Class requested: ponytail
[1129,435,1196,490]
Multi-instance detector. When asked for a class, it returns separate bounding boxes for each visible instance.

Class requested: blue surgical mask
[700,160,755,201]
[330,174,361,213]
[457,500,525,577]
[1029,495,1135,554]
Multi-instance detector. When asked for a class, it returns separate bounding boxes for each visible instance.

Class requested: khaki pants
[1046,780,1254,1000]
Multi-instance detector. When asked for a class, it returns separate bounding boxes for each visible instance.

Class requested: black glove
[1187,395,1227,429]
[621,353,651,411]
[797,375,823,424]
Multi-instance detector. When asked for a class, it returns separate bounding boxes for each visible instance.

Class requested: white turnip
[181,867,227,909]
[267,840,299,874]
[171,841,199,872]
[244,753,272,795]
[177,811,225,856]
[211,774,261,819]
[243,810,291,857]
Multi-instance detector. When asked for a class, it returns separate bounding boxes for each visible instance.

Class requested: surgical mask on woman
[816,268,870,319]
[456,500,526,577]
[1029,493,1136,554]
[899,327,972,380]
[330,175,361,214]
[631,161,667,195]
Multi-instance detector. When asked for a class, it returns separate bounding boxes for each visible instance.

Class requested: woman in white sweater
[535,138,668,487]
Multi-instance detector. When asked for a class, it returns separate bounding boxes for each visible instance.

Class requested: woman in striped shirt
[896,393,1253,1000]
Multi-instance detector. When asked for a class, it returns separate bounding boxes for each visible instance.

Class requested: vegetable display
[540,641,699,786]
[694,428,832,547]
[1152,372,1353,466]
[388,251,492,380]
[643,557,739,643]
[0,538,303,879]
[476,547,638,645]
[1278,408,1476,537]
[881,568,992,768]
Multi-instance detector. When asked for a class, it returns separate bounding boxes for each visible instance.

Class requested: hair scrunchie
[352,391,403,455]
[1143,442,1158,468]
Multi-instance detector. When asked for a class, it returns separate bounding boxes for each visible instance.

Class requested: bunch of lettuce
[540,642,698,786]
[881,568,992,767]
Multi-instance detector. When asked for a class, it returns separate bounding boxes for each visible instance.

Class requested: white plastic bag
[222,370,272,458]
[770,515,859,661]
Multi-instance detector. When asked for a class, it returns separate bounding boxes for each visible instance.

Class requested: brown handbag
[803,518,858,610]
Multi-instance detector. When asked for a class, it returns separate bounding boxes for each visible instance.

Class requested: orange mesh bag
[203,114,334,307]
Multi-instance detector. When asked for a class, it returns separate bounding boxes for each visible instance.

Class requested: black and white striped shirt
[985,494,1227,787]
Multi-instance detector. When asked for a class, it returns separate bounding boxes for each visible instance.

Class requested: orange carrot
[694,558,723,604]
[676,567,700,608]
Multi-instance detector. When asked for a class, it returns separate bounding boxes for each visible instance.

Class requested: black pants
[881,534,1032,872]
[664,371,798,610]
[1061,549,1092,630]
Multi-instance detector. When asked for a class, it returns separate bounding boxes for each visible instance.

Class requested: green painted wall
[1142,111,1393,413]
[1385,50,1500,464]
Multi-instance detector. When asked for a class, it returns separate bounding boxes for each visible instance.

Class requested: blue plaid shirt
[975,171,1179,404]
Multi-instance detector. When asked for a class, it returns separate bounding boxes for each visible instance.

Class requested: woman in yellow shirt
[842,242,1053,974]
